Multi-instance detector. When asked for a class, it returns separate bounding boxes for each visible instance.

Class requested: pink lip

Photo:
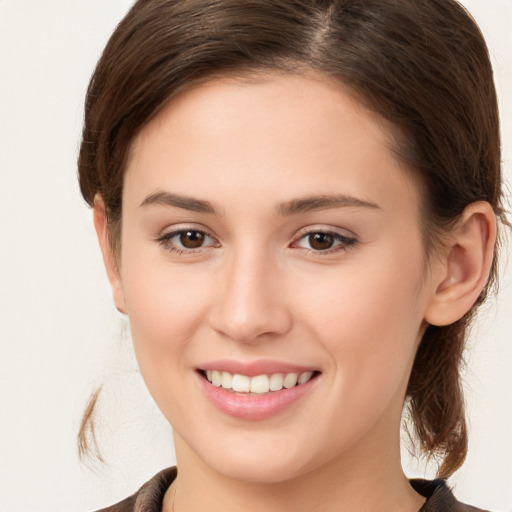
[195,365,320,421]
[198,359,318,377]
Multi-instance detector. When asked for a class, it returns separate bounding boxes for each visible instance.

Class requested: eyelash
[292,230,358,255]
[156,227,218,255]
[156,228,358,256]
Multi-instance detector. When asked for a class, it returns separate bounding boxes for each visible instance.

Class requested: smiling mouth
[198,369,321,394]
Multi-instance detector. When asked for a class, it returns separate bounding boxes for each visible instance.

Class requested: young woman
[77,0,507,510]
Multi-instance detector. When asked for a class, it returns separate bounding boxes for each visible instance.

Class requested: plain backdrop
[0,1,510,511]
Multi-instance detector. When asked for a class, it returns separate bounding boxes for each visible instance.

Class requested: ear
[425,201,496,326]
[93,196,127,315]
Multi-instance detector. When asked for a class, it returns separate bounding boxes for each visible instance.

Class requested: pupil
[309,233,334,251]
[180,231,205,249]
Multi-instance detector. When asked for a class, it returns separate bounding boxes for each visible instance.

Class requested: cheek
[120,250,212,377]
[298,258,424,339]
[120,261,218,426]
[293,249,427,400]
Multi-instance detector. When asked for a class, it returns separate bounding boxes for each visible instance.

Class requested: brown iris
[179,230,205,249]
[308,233,335,251]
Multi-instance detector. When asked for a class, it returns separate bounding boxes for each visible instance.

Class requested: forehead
[124,72,420,216]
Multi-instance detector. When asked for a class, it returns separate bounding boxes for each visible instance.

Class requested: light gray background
[0,1,510,511]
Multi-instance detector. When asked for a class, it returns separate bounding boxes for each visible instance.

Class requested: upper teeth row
[205,370,314,394]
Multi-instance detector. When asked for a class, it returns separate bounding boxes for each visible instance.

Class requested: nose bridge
[210,239,291,343]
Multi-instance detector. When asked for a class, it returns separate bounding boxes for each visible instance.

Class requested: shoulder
[412,479,491,512]
[94,467,177,512]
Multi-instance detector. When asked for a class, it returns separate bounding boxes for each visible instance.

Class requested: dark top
[95,467,490,512]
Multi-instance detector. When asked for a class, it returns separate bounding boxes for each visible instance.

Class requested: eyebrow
[140,191,219,215]
[139,191,380,216]
[277,194,381,216]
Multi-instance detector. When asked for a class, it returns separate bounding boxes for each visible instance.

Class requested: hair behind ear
[407,201,498,477]
[406,321,468,478]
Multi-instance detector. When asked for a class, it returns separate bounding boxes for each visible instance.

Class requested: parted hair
[78,0,505,478]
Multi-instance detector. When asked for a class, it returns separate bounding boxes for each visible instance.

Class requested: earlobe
[425,201,496,327]
[93,196,127,315]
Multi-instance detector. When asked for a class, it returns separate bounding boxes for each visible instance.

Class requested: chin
[207,452,314,484]
[176,427,318,484]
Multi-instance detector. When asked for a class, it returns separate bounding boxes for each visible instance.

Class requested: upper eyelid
[297,231,355,241]
[157,224,216,238]
[293,225,357,240]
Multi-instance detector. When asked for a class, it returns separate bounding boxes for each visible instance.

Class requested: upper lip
[197,359,319,377]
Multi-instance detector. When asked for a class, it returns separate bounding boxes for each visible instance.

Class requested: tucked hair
[78,0,505,477]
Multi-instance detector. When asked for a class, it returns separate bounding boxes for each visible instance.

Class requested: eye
[157,228,217,253]
[294,230,357,253]
[177,230,207,249]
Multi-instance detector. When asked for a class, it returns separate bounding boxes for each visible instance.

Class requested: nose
[208,247,292,344]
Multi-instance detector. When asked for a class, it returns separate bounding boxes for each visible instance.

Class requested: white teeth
[211,370,222,387]
[269,373,284,391]
[250,375,270,394]
[204,370,315,393]
[283,373,298,389]
[232,374,250,392]
[298,371,313,385]
[221,371,232,389]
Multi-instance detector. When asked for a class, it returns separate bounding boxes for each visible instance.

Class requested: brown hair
[78,0,506,477]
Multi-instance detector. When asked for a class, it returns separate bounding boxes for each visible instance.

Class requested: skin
[95,72,496,512]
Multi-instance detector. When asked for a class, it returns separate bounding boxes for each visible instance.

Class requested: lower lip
[196,372,319,421]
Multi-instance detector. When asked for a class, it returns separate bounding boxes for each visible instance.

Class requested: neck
[165,430,425,512]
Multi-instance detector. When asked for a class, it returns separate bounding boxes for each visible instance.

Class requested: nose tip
[213,304,290,344]
[208,258,292,344]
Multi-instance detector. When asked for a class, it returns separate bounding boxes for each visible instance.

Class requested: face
[110,73,440,483]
